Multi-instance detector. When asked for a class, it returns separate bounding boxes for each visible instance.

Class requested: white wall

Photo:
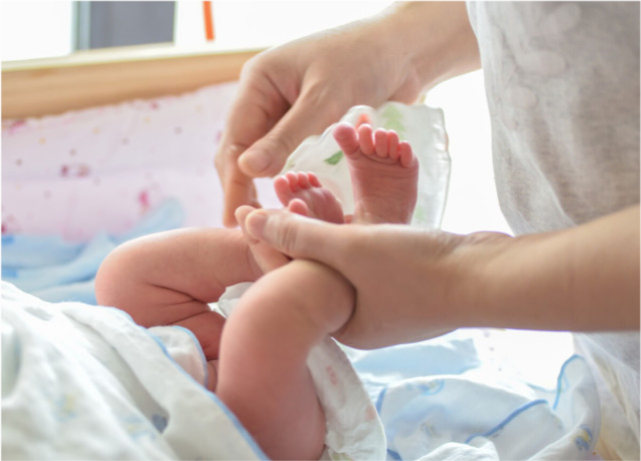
[426,71,512,235]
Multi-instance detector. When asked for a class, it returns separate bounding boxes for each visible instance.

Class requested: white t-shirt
[467,2,640,459]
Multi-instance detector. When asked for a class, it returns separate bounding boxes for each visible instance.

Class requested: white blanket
[2,281,385,460]
[345,330,602,461]
[2,281,265,460]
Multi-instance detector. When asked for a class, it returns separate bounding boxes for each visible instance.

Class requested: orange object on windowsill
[203,1,215,42]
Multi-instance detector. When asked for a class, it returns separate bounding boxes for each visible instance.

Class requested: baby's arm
[95,228,263,359]
[216,259,355,460]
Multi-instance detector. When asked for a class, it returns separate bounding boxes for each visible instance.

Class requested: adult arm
[242,205,640,349]
[215,1,480,226]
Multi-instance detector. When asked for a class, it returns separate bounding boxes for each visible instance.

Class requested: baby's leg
[95,228,263,360]
[216,259,354,461]
[334,122,418,224]
[236,171,347,273]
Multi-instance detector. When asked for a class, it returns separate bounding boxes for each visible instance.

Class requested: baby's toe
[355,113,372,129]
[308,172,322,188]
[374,129,389,158]
[285,171,301,191]
[296,172,311,189]
[357,124,375,155]
[388,130,400,161]
[333,123,360,157]
[287,198,310,217]
[398,141,416,168]
[273,176,293,205]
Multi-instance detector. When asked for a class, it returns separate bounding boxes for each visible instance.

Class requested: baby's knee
[95,244,130,308]
[95,241,154,322]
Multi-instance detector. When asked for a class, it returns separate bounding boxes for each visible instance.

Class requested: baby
[95,122,418,460]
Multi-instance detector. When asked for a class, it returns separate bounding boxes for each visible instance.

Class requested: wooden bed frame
[2,43,264,120]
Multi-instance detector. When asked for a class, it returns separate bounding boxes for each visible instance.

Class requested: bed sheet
[344,329,601,460]
[2,198,184,304]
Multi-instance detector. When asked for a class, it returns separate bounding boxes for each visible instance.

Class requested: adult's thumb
[238,94,347,178]
[245,209,346,266]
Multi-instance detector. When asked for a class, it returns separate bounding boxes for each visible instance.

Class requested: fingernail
[240,151,270,174]
[234,205,255,222]
[246,211,268,239]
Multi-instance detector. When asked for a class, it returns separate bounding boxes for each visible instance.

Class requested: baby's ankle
[271,260,355,337]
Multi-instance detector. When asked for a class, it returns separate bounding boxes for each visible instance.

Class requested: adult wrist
[447,230,581,331]
[454,207,640,332]
[380,1,481,91]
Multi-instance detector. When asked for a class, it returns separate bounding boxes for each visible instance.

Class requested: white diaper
[217,282,387,461]
[281,102,450,229]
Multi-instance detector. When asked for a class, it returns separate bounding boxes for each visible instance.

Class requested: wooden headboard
[2,43,265,120]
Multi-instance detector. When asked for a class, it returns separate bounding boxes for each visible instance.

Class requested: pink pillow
[2,82,279,241]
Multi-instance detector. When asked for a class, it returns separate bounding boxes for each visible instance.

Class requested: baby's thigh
[96,227,257,359]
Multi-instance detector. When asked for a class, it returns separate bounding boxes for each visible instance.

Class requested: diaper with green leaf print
[280,102,450,229]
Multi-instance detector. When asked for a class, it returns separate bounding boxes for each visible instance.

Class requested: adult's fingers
[236,205,291,273]
[215,58,293,226]
[220,164,260,228]
[238,88,348,178]
[244,209,350,268]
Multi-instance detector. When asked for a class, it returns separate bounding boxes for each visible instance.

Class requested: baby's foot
[237,173,345,274]
[333,122,418,224]
[274,172,344,224]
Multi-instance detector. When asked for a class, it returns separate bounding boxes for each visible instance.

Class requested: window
[2,1,74,61]
[175,1,393,49]
[2,1,393,61]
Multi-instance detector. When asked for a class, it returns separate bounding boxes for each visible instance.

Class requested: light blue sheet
[344,332,599,460]
[1,199,184,304]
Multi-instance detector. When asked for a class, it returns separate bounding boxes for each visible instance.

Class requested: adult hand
[214,20,420,227]
[241,206,640,349]
[240,209,508,348]
[215,2,480,226]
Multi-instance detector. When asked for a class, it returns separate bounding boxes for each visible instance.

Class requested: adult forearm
[463,205,640,331]
[380,1,481,90]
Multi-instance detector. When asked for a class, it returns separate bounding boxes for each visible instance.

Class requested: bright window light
[175,1,393,49]
[1,1,74,62]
